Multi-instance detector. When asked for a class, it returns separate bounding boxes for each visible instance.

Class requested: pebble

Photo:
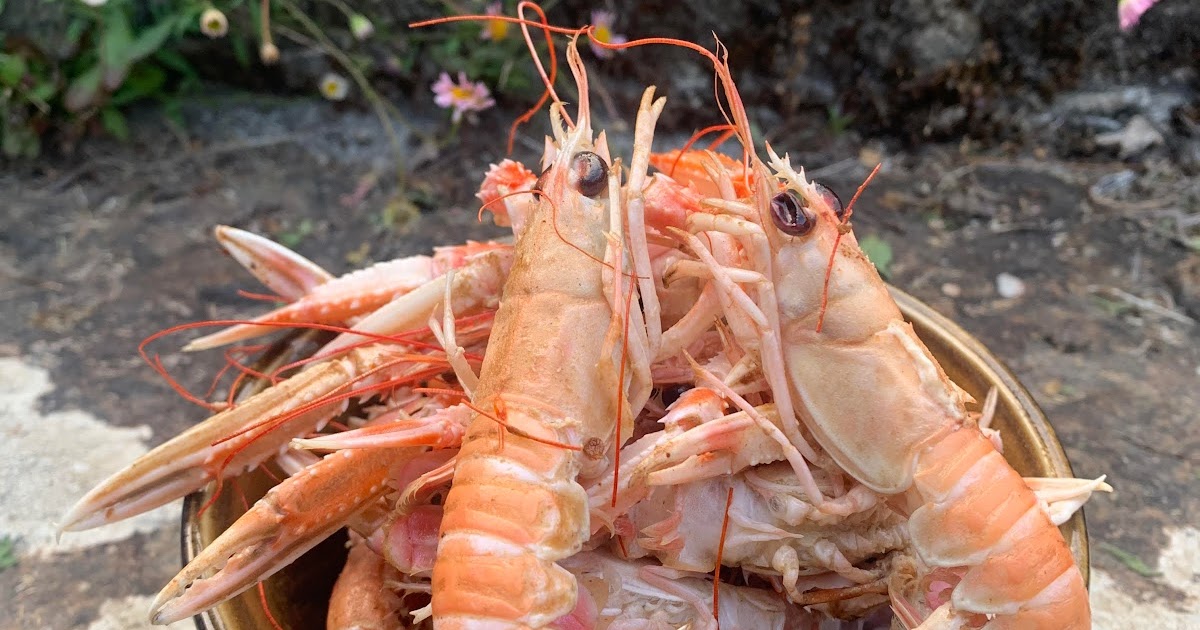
[996,272,1026,299]
[941,282,962,297]
[1095,115,1164,158]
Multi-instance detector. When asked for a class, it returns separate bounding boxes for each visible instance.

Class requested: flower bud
[349,14,374,41]
[200,8,229,38]
[260,42,280,65]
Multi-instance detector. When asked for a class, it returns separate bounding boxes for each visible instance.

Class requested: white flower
[320,73,350,101]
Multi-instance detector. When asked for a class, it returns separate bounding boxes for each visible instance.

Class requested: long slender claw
[184,256,440,352]
[149,447,403,625]
[60,347,404,532]
[215,225,334,301]
[187,237,512,353]
[290,403,470,451]
[320,247,513,356]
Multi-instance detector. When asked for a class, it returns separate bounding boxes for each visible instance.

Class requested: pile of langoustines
[61,51,1106,630]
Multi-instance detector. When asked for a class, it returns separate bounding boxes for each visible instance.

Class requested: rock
[1095,115,1165,157]
[1089,169,1138,201]
[996,272,1026,299]
[908,5,982,77]
[1175,138,1200,175]
[0,0,72,57]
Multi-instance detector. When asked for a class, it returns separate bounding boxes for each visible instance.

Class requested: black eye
[532,166,551,199]
[570,151,608,198]
[770,191,815,236]
[813,182,845,221]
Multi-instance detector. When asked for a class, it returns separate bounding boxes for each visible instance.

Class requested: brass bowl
[182,288,1089,629]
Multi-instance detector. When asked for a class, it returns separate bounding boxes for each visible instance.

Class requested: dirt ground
[1,88,1197,628]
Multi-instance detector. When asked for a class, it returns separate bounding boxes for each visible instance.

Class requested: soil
[1,36,1198,630]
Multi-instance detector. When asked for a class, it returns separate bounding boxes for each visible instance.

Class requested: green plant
[414,1,563,103]
[0,0,256,157]
[1098,541,1161,578]
[0,0,557,162]
[827,104,855,136]
[0,535,17,573]
[0,46,56,158]
[857,233,893,278]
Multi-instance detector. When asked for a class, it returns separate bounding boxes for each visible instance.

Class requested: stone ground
[0,92,1196,628]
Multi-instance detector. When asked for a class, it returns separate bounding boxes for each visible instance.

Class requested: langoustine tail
[906,429,1090,629]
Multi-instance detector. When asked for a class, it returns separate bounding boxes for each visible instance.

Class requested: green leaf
[858,234,893,278]
[827,105,855,135]
[30,80,58,103]
[1098,542,1161,578]
[230,36,250,69]
[64,64,103,112]
[0,536,17,572]
[153,49,197,80]
[100,106,129,141]
[126,19,175,64]
[0,116,38,158]
[99,7,134,68]
[65,17,89,50]
[0,53,27,87]
[161,97,185,129]
[99,8,134,90]
[110,64,165,106]
[278,219,314,248]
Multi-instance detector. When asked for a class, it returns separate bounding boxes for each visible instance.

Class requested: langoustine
[649,43,1103,625]
[58,7,1111,629]
[429,39,653,627]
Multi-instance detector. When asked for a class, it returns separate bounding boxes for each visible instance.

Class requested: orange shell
[649,149,752,199]
[477,159,538,226]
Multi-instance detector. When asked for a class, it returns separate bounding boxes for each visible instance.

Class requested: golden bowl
[182,288,1089,629]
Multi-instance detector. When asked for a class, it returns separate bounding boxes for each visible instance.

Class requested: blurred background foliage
[0,0,1197,160]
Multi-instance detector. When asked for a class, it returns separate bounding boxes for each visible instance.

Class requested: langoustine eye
[532,166,551,199]
[769,190,815,236]
[813,182,846,221]
[570,151,609,198]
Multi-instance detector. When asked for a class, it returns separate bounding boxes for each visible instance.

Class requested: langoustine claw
[149,446,405,624]
[185,224,509,352]
[60,345,414,532]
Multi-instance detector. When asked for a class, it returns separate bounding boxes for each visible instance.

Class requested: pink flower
[480,2,510,41]
[432,72,495,123]
[588,10,627,59]
[1119,0,1163,30]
